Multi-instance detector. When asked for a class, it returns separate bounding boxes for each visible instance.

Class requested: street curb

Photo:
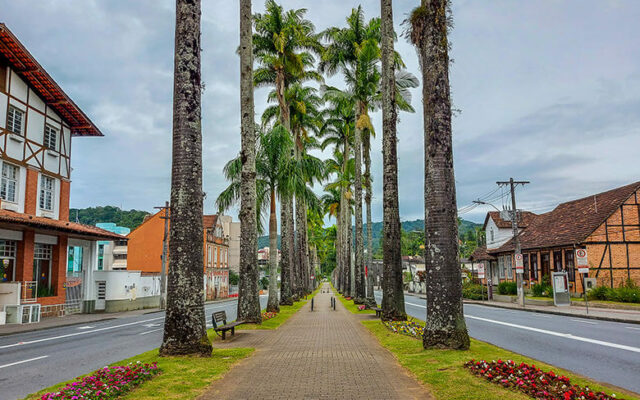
[0,317,118,337]
[463,300,640,325]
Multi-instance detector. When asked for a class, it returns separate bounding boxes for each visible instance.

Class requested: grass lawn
[571,298,640,308]
[363,320,639,400]
[237,286,322,330]
[331,284,376,314]
[23,329,252,400]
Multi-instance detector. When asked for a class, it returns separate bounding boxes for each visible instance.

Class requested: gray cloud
[2,0,639,225]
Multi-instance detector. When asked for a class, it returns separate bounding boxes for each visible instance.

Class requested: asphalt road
[374,291,640,394]
[0,295,268,400]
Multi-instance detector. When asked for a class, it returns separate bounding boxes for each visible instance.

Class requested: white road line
[405,302,426,308]
[139,328,163,336]
[625,326,640,331]
[465,315,640,354]
[570,318,598,325]
[0,355,49,369]
[0,316,165,350]
[77,326,95,330]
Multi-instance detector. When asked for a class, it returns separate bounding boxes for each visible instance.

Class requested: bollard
[311,298,314,311]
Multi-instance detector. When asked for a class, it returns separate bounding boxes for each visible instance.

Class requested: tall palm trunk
[364,133,376,306]
[380,0,406,321]
[295,194,308,297]
[412,0,470,349]
[267,189,280,312]
[339,135,350,297]
[280,198,294,305]
[353,102,365,303]
[160,0,211,357]
[286,196,297,298]
[237,0,261,324]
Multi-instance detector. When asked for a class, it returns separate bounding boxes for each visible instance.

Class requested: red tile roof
[483,211,537,230]
[203,215,218,229]
[469,245,496,261]
[495,181,640,252]
[0,210,125,240]
[0,23,102,137]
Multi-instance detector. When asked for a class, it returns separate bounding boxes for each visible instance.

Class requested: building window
[498,256,505,279]
[0,239,17,282]
[565,250,575,282]
[553,251,563,272]
[33,243,53,296]
[97,244,104,270]
[39,175,55,211]
[7,105,24,135]
[523,253,529,278]
[208,245,212,265]
[505,255,512,279]
[529,253,538,281]
[44,124,58,150]
[541,253,550,281]
[1,162,19,203]
[490,228,495,243]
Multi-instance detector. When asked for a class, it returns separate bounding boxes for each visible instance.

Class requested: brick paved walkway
[199,283,431,400]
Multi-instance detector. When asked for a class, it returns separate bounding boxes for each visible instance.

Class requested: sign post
[575,249,589,314]
[514,254,525,307]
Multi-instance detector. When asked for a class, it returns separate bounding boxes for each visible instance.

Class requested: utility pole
[496,178,529,307]
[154,201,170,310]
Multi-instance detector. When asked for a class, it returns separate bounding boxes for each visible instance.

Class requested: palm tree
[409,0,470,349]
[237,0,261,324]
[319,89,355,295]
[379,0,406,321]
[217,125,294,313]
[253,0,321,301]
[160,0,211,357]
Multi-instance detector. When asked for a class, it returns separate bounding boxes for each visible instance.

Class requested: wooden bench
[369,306,383,318]
[212,311,245,340]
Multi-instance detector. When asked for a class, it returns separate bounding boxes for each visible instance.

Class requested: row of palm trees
[160,0,470,358]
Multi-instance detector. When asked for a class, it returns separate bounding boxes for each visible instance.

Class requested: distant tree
[70,206,150,230]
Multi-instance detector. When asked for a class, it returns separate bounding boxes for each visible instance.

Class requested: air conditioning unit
[584,278,597,291]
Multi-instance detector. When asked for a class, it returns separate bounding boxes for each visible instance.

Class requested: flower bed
[465,359,622,400]
[262,311,277,321]
[41,362,159,399]
[357,305,366,311]
[382,319,425,339]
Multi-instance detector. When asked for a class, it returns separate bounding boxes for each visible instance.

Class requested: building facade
[126,210,229,300]
[95,223,130,271]
[0,24,124,319]
[472,181,640,294]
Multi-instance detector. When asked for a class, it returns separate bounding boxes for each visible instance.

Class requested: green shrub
[587,285,640,303]
[497,281,517,295]
[462,282,487,300]
[531,282,553,298]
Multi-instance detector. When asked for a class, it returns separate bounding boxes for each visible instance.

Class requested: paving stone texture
[200,283,432,400]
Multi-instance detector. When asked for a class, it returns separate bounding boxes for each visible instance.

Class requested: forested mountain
[70,206,150,230]
[258,218,482,251]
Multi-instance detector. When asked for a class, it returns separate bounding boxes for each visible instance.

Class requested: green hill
[258,218,481,251]
[70,206,150,230]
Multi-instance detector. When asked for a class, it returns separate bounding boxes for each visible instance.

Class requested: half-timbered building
[472,181,640,294]
[0,24,123,318]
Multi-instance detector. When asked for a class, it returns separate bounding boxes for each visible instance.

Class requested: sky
[2,0,639,224]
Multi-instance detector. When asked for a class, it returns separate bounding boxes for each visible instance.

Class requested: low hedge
[588,282,640,303]
[462,283,487,300]
[497,281,517,295]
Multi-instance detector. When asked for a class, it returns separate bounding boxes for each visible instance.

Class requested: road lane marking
[139,328,163,336]
[77,326,95,330]
[625,326,640,331]
[570,318,598,325]
[406,302,426,308]
[0,355,49,369]
[0,316,165,349]
[465,315,640,354]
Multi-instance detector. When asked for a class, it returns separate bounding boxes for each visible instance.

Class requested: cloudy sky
[2,0,639,223]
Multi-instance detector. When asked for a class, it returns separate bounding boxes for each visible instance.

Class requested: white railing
[21,281,37,304]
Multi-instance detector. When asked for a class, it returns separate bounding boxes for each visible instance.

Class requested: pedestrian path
[200,283,431,400]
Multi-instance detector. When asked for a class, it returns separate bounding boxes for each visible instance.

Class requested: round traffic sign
[576,249,587,258]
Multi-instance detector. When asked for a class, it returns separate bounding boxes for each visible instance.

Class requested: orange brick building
[126,210,229,299]
[471,181,640,294]
[0,24,124,318]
